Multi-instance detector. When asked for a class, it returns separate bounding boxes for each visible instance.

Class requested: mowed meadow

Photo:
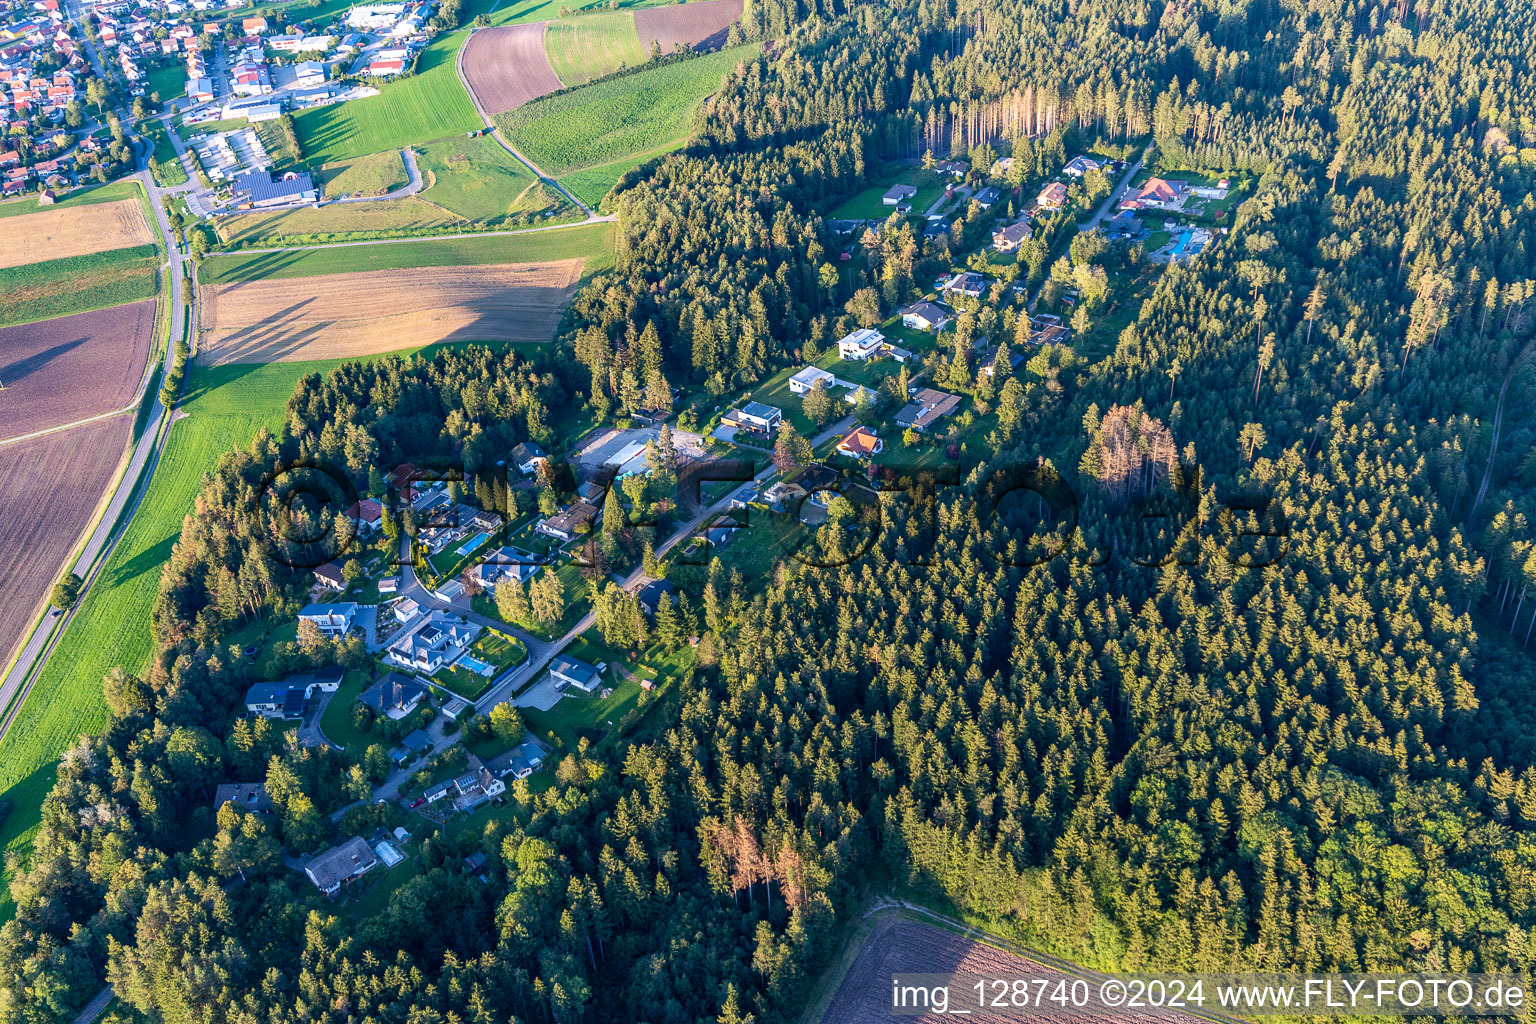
[497,44,759,205]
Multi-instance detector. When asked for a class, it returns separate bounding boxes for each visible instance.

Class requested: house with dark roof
[894,388,962,433]
[992,219,1034,251]
[901,301,951,332]
[305,837,378,896]
[882,183,918,205]
[1063,154,1102,177]
[512,441,547,476]
[637,579,678,617]
[358,672,427,719]
[313,561,345,590]
[973,186,1002,209]
[213,782,270,815]
[549,654,602,693]
[244,681,307,719]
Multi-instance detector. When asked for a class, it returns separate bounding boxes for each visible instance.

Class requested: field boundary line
[201,214,614,257]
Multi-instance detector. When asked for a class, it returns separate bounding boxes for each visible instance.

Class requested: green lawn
[319,668,388,756]
[543,11,646,86]
[413,136,549,223]
[0,246,162,329]
[497,44,759,200]
[214,197,467,247]
[146,64,186,103]
[0,358,346,920]
[435,628,527,698]
[293,28,483,165]
[200,220,616,282]
[0,178,144,219]
[830,180,941,220]
[521,634,691,753]
[475,560,592,643]
[142,119,188,187]
[316,148,408,198]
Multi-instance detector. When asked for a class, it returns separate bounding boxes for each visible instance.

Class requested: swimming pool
[456,532,490,557]
[1171,230,1193,257]
[459,655,496,677]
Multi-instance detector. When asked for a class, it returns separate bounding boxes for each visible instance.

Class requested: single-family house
[1036,181,1068,209]
[1120,176,1187,211]
[386,612,477,675]
[244,681,306,719]
[637,579,678,617]
[213,782,269,814]
[537,500,599,542]
[992,219,1034,251]
[512,441,547,476]
[894,387,962,433]
[973,186,1002,209]
[881,183,917,205]
[788,365,837,395]
[901,301,951,332]
[305,837,378,896]
[1063,154,1102,177]
[941,271,990,299]
[837,327,886,361]
[727,400,782,437]
[836,426,884,459]
[347,497,383,536]
[358,672,427,719]
[487,738,548,779]
[549,654,602,693]
[468,548,540,592]
[313,560,345,590]
[298,601,357,636]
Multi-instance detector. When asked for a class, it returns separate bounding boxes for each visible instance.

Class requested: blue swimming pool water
[456,532,489,557]
[1171,230,1193,257]
[459,655,496,676]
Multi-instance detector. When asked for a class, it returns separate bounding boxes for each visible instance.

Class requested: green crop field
[317,150,409,197]
[200,220,616,282]
[414,136,542,223]
[544,11,646,86]
[496,44,758,200]
[0,246,161,329]
[486,0,679,27]
[293,29,482,165]
[0,358,341,920]
[215,197,466,246]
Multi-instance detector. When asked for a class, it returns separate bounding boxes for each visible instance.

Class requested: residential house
[1036,181,1068,209]
[722,400,782,439]
[537,499,599,542]
[940,271,989,299]
[837,327,886,361]
[1063,154,1102,177]
[240,15,265,32]
[213,782,269,814]
[549,654,602,693]
[358,672,427,719]
[973,186,1002,209]
[388,727,431,765]
[933,158,967,179]
[487,738,548,779]
[348,497,383,536]
[313,561,346,590]
[979,344,1024,377]
[305,837,378,896]
[298,602,357,636]
[512,441,547,475]
[894,387,962,433]
[836,426,884,459]
[450,767,505,811]
[901,301,950,332]
[468,547,540,593]
[788,365,838,395]
[1120,176,1187,211]
[992,219,1033,251]
[637,579,678,617]
[386,612,477,675]
[881,183,917,205]
[244,681,306,719]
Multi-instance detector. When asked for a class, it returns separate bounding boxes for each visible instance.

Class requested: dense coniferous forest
[4,0,1536,1020]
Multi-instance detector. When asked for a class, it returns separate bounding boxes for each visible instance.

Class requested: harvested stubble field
[462,22,564,115]
[0,199,153,271]
[634,0,743,52]
[0,299,157,439]
[820,918,1201,1024]
[198,260,584,364]
[0,417,129,685]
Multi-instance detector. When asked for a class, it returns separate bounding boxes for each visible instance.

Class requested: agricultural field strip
[0,200,153,271]
[198,260,585,364]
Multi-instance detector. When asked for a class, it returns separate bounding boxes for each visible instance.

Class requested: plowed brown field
[635,0,743,54]
[821,918,1204,1023]
[0,199,153,270]
[0,417,129,674]
[462,23,565,115]
[0,299,157,439]
[198,260,584,364]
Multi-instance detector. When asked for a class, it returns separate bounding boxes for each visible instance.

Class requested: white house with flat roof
[789,365,837,394]
[837,327,886,361]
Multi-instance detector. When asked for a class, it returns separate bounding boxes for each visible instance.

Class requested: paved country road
[0,0,195,741]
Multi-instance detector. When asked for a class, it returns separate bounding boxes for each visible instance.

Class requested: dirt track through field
[0,417,129,677]
[198,260,584,364]
[635,0,744,54]
[0,299,157,439]
[0,200,153,270]
[821,919,1204,1024]
[462,23,565,115]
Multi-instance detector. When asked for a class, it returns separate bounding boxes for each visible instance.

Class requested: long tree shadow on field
[99,534,176,592]
[0,337,88,387]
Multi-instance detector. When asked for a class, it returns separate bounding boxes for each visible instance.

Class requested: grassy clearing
[0,246,161,329]
[497,44,757,177]
[831,180,943,220]
[557,136,680,207]
[318,668,385,755]
[0,358,343,920]
[543,11,645,86]
[143,120,189,187]
[317,150,408,197]
[146,64,186,102]
[200,219,616,282]
[414,136,543,223]
[293,29,482,165]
